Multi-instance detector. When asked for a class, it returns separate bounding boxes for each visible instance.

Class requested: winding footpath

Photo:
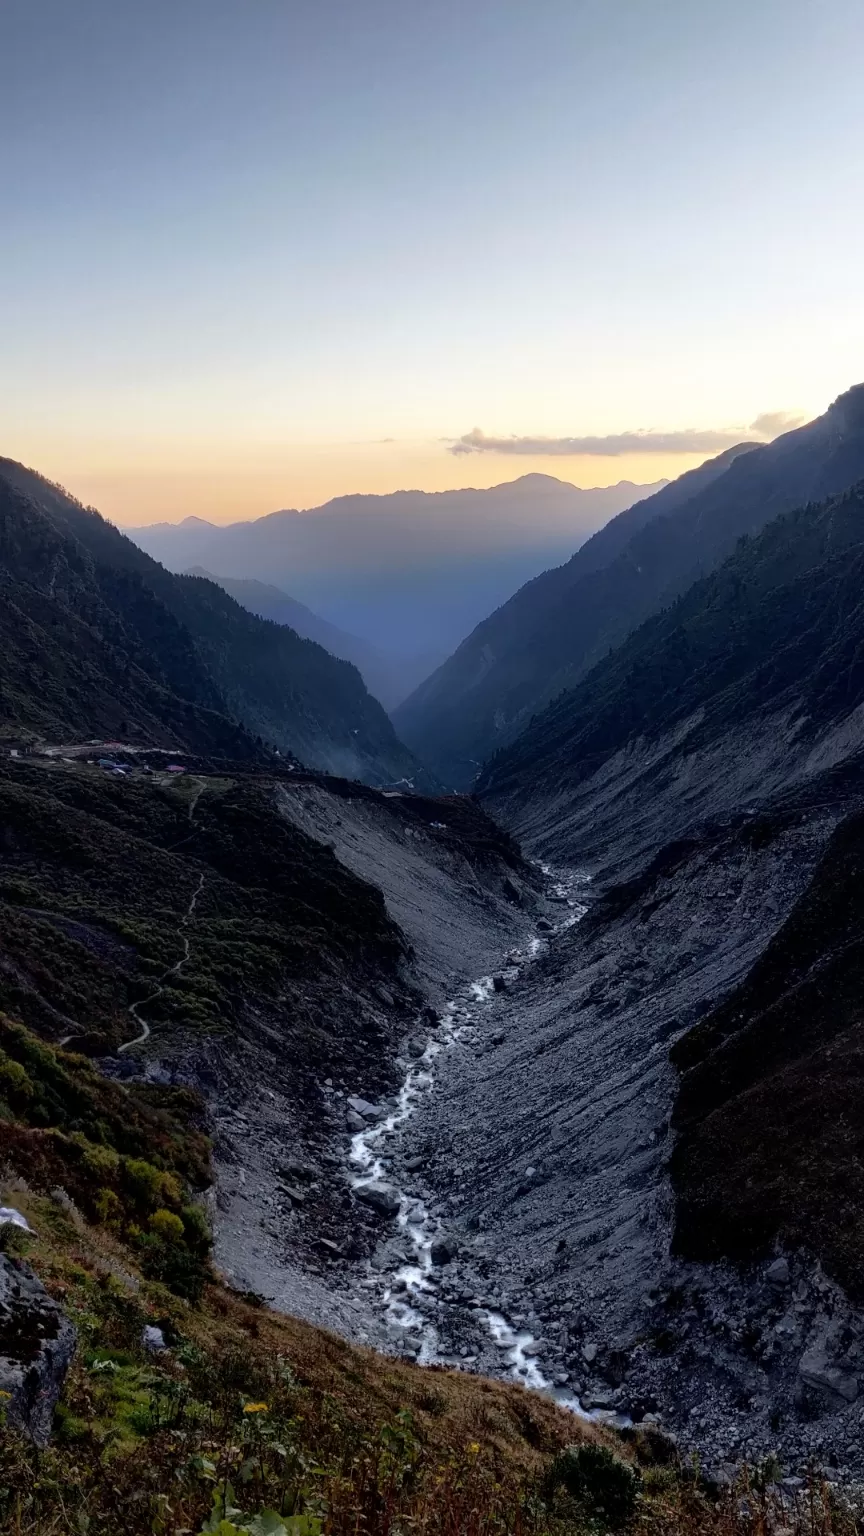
[119,781,208,1053]
[118,872,206,1052]
[348,867,593,1416]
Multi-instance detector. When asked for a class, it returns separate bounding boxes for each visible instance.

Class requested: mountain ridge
[125,473,668,668]
[392,443,760,783]
[0,458,428,785]
[396,386,864,787]
[477,475,864,838]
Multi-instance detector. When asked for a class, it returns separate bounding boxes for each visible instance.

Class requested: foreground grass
[0,1184,601,1534]
[2,1186,862,1536]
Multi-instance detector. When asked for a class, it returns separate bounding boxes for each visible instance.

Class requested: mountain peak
[492,473,573,490]
[830,381,864,430]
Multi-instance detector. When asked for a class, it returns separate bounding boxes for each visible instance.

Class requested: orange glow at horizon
[4,435,711,526]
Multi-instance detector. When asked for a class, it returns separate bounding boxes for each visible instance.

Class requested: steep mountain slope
[127,473,666,666]
[0,477,254,756]
[419,462,864,1466]
[0,460,427,785]
[189,568,412,708]
[0,756,408,1068]
[478,480,864,860]
[399,385,864,787]
[671,802,864,1300]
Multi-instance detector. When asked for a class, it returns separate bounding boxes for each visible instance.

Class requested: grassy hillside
[0,1025,617,1535]
[2,1040,842,1536]
[0,757,409,1103]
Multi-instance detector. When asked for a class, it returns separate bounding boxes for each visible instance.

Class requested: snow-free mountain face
[126,474,667,677]
[397,386,864,787]
[186,570,426,710]
[0,458,430,787]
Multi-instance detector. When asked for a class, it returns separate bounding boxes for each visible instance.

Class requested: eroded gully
[347,865,599,1420]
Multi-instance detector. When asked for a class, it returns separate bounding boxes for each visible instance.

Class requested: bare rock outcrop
[0,1254,76,1447]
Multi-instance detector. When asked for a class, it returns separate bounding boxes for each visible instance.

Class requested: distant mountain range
[397,386,864,786]
[0,459,429,786]
[126,474,667,695]
[186,569,412,711]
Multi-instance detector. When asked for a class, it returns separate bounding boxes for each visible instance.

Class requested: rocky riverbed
[328,811,864,1484]
[207,771,864,1485]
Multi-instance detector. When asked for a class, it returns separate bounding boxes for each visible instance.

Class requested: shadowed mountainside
[187,567,416,709]
[478,478,864,832]
[671,802,864,1303]
[393,445,758,783]
[398,384,864,787]
[0,459,428,785]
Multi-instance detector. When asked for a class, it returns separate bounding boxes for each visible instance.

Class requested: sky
[3,0,863,525]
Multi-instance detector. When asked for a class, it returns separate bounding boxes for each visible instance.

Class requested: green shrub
[138,1232,208,1301]
[182,1202,211,1251]
[546,1442,640,1527]
[0,1052,33,1101]
[72,1132,120,1179]
[123,1157,181,1211]
[149,1207,185,1242]
[0,1221,29,1256]
[94,1186,123,1227]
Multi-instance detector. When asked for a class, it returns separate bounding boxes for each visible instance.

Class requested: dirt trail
[119,872,206,1052]
[119,780,208,1053]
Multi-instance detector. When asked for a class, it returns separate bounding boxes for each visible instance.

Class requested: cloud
[749,411,805,439]
[448,412,805,458]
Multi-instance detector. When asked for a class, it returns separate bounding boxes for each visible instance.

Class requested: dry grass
[3,1184,862,1536]
[0,1183,608,1534]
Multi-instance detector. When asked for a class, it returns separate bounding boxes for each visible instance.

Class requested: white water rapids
[348,867,596,1419]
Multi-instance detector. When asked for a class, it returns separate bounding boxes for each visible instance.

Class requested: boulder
[354,1184,401,1217]
[0,1255,77,1447]
[799,1342,859,1402]
[430,1235,458,1266]
[279,1160,319,1183]
[537,919,553,933]
[347,1096,383,1120]
[766,1257,790,1287]
[492,975,507,994]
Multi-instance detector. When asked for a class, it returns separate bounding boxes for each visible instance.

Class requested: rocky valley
[7,416,864,1532]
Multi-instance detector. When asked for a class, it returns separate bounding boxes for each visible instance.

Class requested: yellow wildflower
[243,1401,269,1414]
[467,1442,481,1455]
